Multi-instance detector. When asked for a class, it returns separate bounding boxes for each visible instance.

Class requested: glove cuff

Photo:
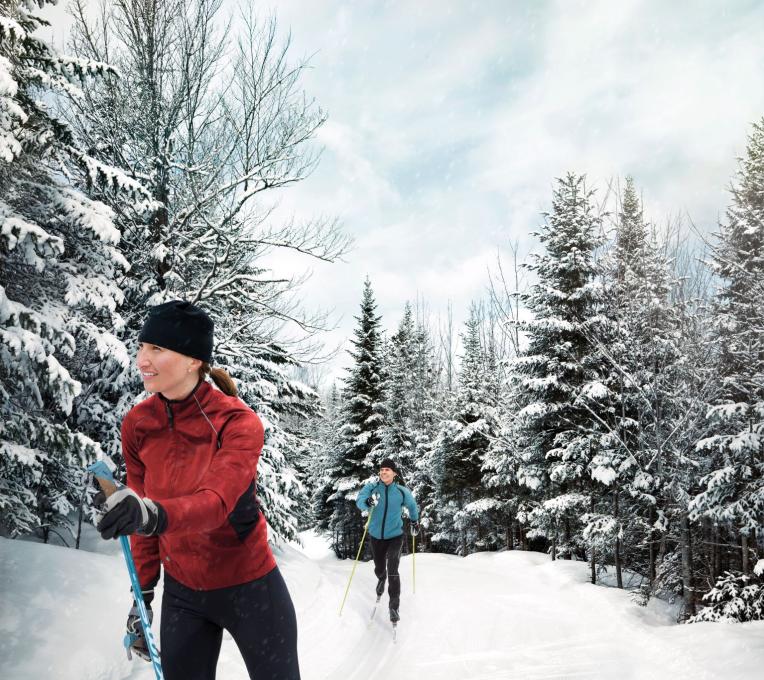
[137,499,167,536]
[131,587,155,608]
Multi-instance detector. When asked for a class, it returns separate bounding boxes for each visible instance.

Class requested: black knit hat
[378,458,399,475]
[138,300,214,363]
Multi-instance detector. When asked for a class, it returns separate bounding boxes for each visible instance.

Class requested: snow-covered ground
[2,529,764,679]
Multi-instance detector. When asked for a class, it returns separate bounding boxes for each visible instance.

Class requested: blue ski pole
[88,461,164,680]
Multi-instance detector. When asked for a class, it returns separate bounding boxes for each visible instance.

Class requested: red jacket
[123,380,276,590]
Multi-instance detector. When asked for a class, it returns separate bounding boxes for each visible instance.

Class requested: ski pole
[339,503,375,616]
[88,461,164,680]
[412,532,416,594]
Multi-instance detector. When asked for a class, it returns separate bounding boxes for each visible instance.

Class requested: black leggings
[370,534,404,609]
[160,567,300,680]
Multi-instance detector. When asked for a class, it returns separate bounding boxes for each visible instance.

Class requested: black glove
[96,487,166,539]
[365,494,378,508]
[410,521,420,536]
[125,591,154,662]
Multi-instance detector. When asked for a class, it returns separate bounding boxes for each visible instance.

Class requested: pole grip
[93,476,118,497]
[88,460,119,497]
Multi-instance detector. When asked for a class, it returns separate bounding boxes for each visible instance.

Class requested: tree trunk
[648,506,656,585]
[590,547,596,585]
[458,489,467,556]
[614,491,623,589]
[564,517,571,560]
[680,513,696,618]
[712,524,721,582]
[742,532,750,574]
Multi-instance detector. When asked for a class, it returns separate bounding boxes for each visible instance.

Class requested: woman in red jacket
[96,300,300,680]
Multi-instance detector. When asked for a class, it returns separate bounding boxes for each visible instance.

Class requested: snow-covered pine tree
[480,316,526,551]
[580,177,677,587]
[324,278,386,558]
[430,305,498,555]
[312,383,344,533]
[403,313,442,551]
[380,303,417,477]
[465,314,509,551]
[379,302,450,549]
[225,346,320,543]
[482,374,531,551]
[513,173,605,560]
[0,1,143,539]
[482,241,533,551]
[281,364,332,532]
[691,119,764,603]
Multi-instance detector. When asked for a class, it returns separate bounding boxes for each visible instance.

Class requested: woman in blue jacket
[356,458,419,623]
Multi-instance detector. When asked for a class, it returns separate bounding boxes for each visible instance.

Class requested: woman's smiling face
[136,342,200,399]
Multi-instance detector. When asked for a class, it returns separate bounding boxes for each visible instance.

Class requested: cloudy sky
[45,0,764,383]
[251,0,764,381]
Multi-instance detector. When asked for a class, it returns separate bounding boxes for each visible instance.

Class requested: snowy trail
[315,551,633,680]
[3,532,764,680]
[300,545,764,680]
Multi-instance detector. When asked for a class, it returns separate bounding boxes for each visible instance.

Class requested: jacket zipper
[381,484,389,539]
[164,402,174,430]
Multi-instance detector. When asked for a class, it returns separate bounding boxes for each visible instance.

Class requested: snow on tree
[380,303,417,468]
[689,570,764,623]
[483,349,528,550]
[511,173,606,560]
[579,177,679,587]
[691,118,764,591]
[406,315,445,549]
[323,278,386,558]
[312,383,344,534]
[0,0,143,539]
[66,0,349,542]
[429,305,499,555]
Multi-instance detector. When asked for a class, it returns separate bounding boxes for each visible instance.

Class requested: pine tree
[380,303,417,475]
[0,1,141,539]
[229,348,319,543]
[430,305,498,554]
[481,319,524,551]
[312,384,343,533]
[512,173,605,560]
[483,375,530,551]
[582,177,677,586]
[324,278,386,558]
[404,315,441,550]
[692,119,764,580]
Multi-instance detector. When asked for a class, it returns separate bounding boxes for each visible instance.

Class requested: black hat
[138,300,214,363]
[378,458,399,475]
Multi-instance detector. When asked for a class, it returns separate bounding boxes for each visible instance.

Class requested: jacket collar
[157,379,212,413]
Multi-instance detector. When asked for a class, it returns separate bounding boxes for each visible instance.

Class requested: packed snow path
[3,532,764,679]
[293,535,764,680]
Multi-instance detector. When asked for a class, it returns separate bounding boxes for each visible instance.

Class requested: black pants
[160,567,300,680]
[370,534,403,610]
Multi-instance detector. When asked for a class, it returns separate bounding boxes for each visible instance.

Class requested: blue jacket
[356,481,419,540]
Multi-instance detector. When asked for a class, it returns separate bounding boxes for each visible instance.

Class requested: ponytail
[200,363,238,397]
